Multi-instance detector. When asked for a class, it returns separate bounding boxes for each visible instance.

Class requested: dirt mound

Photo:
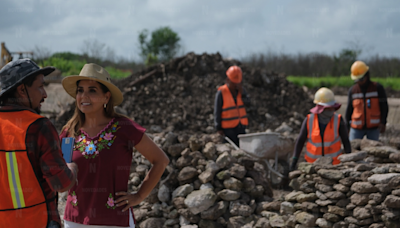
[56,52,314,133]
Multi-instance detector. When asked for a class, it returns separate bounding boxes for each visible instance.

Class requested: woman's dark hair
[62,80,128,137]
[97,81,110,93]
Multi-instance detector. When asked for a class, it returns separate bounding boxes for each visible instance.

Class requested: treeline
[32,39,400,80]
[34,52,144,79]
[32,39,146,78]
[242,49,400,78]
[33,51,145,79]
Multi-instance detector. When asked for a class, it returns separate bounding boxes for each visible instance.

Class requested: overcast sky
[1,0,399,62]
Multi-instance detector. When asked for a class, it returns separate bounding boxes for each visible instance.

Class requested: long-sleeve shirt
[0,105,74,226]
[214,87,251,130]
[345,80,389,129]
[292,115,351,160]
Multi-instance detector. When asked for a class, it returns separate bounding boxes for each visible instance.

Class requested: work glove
[289,157,298,172]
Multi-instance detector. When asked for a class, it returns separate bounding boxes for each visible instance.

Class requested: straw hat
[62,63,123,106]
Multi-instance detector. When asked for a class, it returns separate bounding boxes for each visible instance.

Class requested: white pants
[64,209,135,228]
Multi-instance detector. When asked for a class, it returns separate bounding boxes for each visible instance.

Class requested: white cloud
[0,0,399,61]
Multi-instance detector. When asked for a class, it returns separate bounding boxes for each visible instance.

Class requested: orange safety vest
[305,113,342,165]
[350,82,381,129]
[0,110,49,228]
[218,84,248,129]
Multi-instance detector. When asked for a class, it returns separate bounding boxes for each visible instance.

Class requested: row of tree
[242,48,400,78]
[32,26,399,77]
[33,26,180,71]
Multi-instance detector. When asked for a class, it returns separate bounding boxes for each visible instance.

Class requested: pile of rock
[113,52,312,133]
[129,132,279,228]
[280,139,400,228]
[128,135,400,228]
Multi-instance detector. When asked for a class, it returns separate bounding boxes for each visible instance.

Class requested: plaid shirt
[1,106,74,226]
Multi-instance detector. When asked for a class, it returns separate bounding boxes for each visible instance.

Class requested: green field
[287,76,400,91]
[42,57,131,79]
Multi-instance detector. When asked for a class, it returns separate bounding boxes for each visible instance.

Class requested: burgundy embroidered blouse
[59,117,145,226]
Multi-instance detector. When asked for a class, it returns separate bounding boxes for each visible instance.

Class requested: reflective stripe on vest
[366,91,378,98]
[305,113,342,165]
[6,152,26,209]
[370,119,380,124]
[351,120,362,126]
[350,82,381,129]
[218,84,248,128]
[352,91,378,100]
[0,110,48,228]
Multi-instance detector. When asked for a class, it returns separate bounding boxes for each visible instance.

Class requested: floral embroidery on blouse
[71,191,78,206]
[75,121,120,159]
[106,193,116,209]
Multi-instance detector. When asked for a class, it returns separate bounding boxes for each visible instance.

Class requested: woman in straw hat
[60,63,169,228]
[289,87,351,171]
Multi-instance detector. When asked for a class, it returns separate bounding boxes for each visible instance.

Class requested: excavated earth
[55,52,314,134]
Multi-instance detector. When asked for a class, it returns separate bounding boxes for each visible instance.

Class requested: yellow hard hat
[313,87,336,106]
[351,60,369,81]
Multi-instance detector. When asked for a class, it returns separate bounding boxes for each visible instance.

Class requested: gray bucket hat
[0,59,55,97]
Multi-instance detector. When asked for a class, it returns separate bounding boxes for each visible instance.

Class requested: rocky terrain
[283,139,400,228]
[56,132,400,228]
[59,135,400,228]
[121,138,400,228]
[50,52,400,227]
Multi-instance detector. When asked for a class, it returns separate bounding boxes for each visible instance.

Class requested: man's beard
[34,99,44,114]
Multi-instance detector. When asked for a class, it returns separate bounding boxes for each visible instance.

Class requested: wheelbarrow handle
[224,137,240,150]
[263,159,287,178]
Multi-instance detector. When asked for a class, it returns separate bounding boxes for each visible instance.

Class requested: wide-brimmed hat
[0,59,55,97]
[62,63,123,106]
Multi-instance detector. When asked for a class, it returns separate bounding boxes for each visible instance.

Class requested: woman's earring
[104,103,107,108]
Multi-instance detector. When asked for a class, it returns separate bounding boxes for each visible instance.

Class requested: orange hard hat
[226,66,242,83]
[351,61,369,81]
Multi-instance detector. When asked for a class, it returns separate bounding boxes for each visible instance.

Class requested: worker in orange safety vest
[345,60,388,141]
[290,88,352,171]
[214,66,250,146]
[0,59,78,228]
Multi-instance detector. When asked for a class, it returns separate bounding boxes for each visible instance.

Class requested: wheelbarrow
[225,132,294,186]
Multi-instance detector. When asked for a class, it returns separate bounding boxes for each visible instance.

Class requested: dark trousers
[48,221,60,228]
[223,124,246,146]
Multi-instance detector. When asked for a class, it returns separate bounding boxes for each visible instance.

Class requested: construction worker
[214,65,250,146]
[0,59,78,228]
[345,60,388,141]
[290,87,351,170]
